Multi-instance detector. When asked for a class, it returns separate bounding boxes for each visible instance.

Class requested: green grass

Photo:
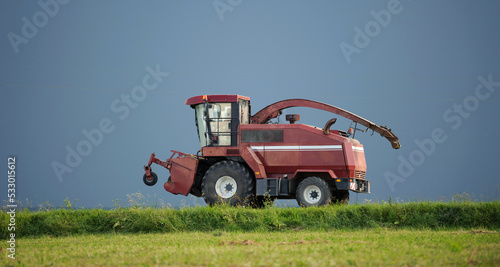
[1,201,499,238]
[2,229,499,266]
[1,201,499,266]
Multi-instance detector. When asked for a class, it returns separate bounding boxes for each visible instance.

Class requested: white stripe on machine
[352,146,364,152]
[251,145,342,151]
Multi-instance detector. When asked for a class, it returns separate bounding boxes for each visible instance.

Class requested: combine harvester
[142,95,400,207]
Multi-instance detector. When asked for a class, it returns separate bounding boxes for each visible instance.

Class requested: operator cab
[185,95,250,147]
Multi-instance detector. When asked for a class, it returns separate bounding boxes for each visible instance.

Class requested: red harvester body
[143,95,400,207]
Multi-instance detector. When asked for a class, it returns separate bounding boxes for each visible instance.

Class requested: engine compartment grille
[354,171,366,180]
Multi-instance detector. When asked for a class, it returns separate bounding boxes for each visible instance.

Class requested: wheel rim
[303,185,322,204]
[215,176,237,199]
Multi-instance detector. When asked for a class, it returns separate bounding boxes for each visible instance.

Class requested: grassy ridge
[6,230,500,266]
[1,201,499,238]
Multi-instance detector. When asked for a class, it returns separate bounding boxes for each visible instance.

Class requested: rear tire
[202,161,254,206]
[296,177,332,207]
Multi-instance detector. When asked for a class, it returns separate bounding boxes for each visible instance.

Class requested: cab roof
[185,95,250,106]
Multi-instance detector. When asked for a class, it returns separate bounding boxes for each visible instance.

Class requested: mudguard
[164,156,198,196]
[144,151,199,196]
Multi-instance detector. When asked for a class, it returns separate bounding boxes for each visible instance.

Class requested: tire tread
[201,160,254,206]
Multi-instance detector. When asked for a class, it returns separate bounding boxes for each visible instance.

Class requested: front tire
[202,161,254,206]
[296,177,332,207]
[143,172,158,186]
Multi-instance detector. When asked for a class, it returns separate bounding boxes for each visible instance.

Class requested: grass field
[2,201,499,237]
[1,201,499,266]
[3,229,499,266]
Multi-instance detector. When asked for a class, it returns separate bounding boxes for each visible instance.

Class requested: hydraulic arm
[251,99,400,149]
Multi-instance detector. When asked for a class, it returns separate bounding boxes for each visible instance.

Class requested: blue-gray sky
[1,0,499,208]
